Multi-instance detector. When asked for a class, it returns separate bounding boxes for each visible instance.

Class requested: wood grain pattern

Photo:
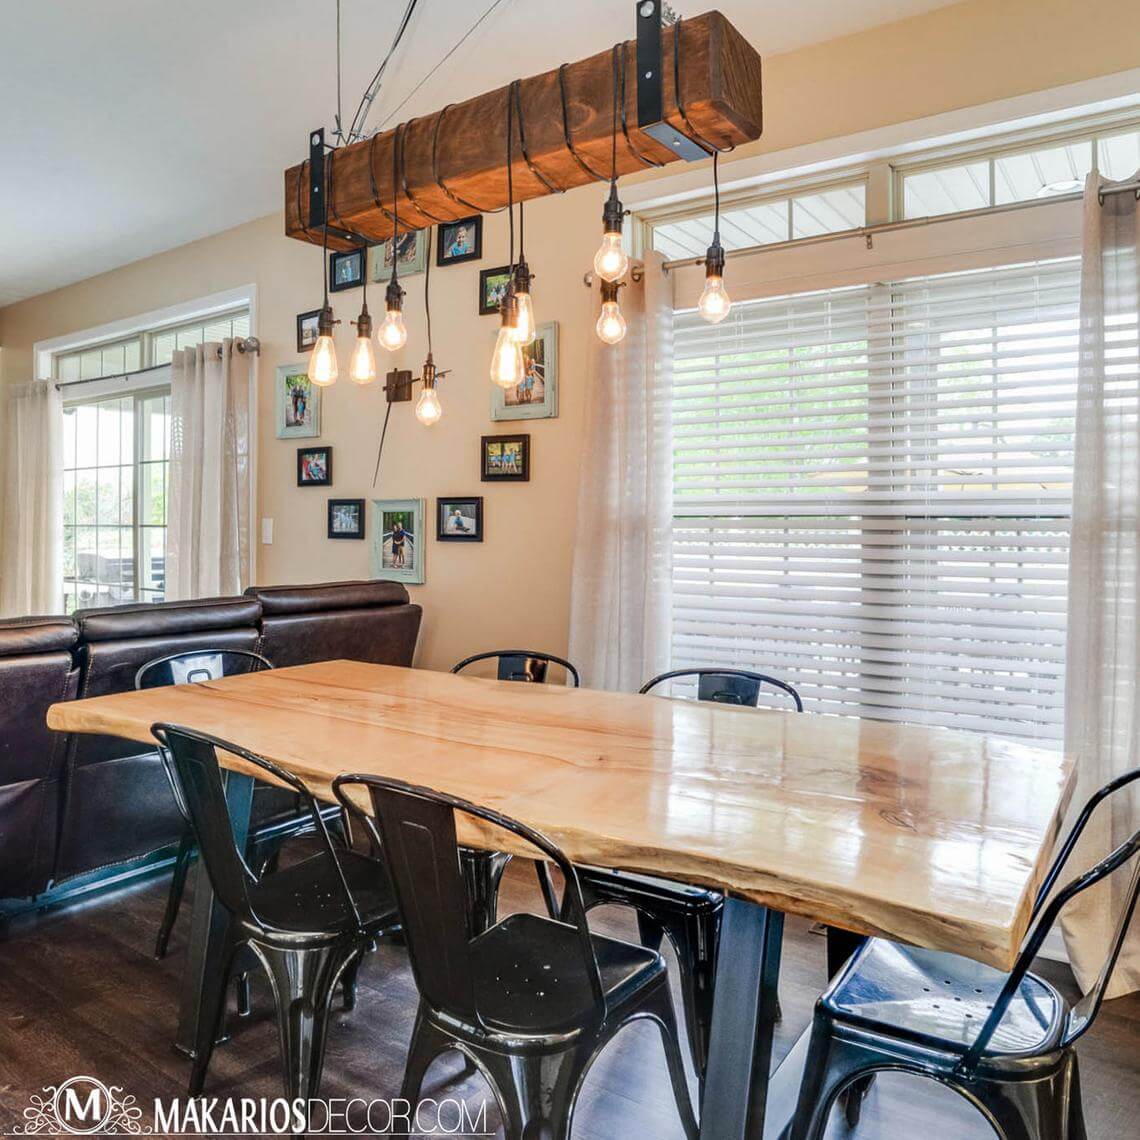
[47,660,1074,971]
[283,11,764,250]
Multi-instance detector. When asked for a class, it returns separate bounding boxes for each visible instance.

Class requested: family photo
[491,323,558,421]
[369,231,428,280]
[371,499,425,583]
[327,498,365,539]
[437,496,483,542]
[297,446,331,486]
[437,215,482,265]
[275,366,321,438]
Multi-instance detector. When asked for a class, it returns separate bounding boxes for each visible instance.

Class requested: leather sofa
[0,580,421,903]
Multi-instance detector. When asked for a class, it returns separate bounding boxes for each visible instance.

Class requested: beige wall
[1,0,1137,671]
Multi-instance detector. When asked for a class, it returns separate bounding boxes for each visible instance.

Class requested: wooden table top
[47,659,1075,970]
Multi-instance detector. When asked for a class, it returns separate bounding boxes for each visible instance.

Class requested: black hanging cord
[389,125,401,290]
[432,104,504,214]
[372,399,394,488]
[507,87,516,271]
[558,65,608,181]
[424,227,433,355]
[511,79,565,193]
[367,132,400,230]
[609,45,619,185]
[713,150,721,239]
[398,119,447,222]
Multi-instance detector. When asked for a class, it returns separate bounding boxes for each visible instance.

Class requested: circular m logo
[17,1075,143,1135]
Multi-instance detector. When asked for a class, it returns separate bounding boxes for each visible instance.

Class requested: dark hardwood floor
[1,859,1137,1138]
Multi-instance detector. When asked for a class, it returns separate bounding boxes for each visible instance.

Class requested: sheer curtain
[568,253,673,691]
[166,340,252,600]
[0,380,64,616]
[1062,173,1140,997]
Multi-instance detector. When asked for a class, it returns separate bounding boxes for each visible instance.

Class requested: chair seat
[577,864,722,912]
[468,912,665,1036]
[246,849,397,939]
[824,940,1066,1057]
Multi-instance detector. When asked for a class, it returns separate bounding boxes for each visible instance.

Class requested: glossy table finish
[48,658,1074,971]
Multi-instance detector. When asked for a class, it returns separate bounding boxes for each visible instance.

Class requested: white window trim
[39,284,260,583]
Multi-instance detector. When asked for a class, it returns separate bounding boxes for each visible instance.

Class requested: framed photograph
[369,231,428,280]
[491,321,559,421]
[437,216,482,266]
[372,498,425,584]
[481,434,530,482]
[296,308,322,352]
[329,247,365,292]
[328,498,365,540]
[297,445,332,486]
[275,365,321,439]
[479,266,513,315]
[437,496,483,542]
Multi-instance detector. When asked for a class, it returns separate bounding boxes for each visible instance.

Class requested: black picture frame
[437,216,482,266]
[479,265,513,315]
[328,498,365,539]
[436,496,483,542]
[329,248,365,292]
[297,445,333,487]
[481,434,530,482]
[297,308,322,353]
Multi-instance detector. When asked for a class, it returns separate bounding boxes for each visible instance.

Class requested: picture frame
[369,230,429,280]
[436,496,483,542]
[481,434,530,482]
[275,365,321,439]
[491,321,559,421]
[297,445,332,487]
[437,216,482,266]
[372,498,426,584]
[329,247,365,292]
[479,265,513,315]
[296,308,322,353]
[327,498,365,540]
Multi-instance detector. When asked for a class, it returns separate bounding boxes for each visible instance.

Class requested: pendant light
[698,151,732,323]
[349,263,377,384]
[596,279,627,345]
[415,233,443,425]
[378,131,408,352]
[308,157,340,386]
[490,86,525,389]
[592,55,629,284]
[510,203,536,346]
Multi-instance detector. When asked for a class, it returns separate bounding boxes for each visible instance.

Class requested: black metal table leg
[699,898,784,1140]
[174,771,254,1057]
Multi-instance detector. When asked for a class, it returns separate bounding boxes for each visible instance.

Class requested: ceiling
[0,0,958,308]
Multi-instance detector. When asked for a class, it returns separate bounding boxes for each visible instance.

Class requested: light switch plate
[261,518,274,545]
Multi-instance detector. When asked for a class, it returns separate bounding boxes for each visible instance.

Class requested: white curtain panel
[1062,173,1140,997]
[166,340,252,600]
[0,380,64,616]
[568,253,674,691]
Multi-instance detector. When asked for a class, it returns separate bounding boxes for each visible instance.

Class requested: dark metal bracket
[308,125,373,249]
[385,369,414,404]
[635,0,710,162]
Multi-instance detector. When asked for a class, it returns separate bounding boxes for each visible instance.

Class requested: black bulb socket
[704,236,726,278]
[602,182,625,235]
[385,278,405,312]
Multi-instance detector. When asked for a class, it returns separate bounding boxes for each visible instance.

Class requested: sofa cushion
[75,596,262,641]
[0,617,78,658]
[246,580,409,616]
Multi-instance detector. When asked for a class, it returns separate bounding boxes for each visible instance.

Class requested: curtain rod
[661,181,1140,272]
[52,336,260,391]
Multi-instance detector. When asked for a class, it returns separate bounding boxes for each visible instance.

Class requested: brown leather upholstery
[245,580,421,669]
[0,618,79,898]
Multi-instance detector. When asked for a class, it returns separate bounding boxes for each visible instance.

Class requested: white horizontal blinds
[671,258,1081,739]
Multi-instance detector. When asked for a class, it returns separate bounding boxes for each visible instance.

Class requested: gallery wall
[1,0,1137,673]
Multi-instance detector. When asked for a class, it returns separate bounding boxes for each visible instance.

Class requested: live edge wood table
[48,660,1075,1139]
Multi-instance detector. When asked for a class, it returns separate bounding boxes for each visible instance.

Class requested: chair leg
[461,850,513,936]
[188,934,239,1096]
[642,981,700,1140]
[393,1004,453,1137]
[968,1052,1085,1140]
[155,831,195,960]
[235,972,252,1018]
[477,1039,595,1140]
[341,951,362,1011]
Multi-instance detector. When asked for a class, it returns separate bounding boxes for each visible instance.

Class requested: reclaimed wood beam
[284,10,763,250]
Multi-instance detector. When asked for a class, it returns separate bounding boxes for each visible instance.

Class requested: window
[54,305,249,611]
[650,181,867,260]
[670,258,1080,740]
[901,124,1140,219]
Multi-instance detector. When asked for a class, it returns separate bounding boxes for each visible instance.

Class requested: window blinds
[670,258,1081,739]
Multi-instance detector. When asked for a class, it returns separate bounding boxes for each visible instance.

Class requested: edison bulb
[308,335,338,386]
[593,231,629,282]
[377,308,407,351]
[698,275,732,323]
[596,300,627,345]
[348,335,377,385]
[511,291,536,346]
[415,386,442,426]
[490,326,525,389]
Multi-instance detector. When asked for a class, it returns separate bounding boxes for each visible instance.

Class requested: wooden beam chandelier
[291,2,763,424]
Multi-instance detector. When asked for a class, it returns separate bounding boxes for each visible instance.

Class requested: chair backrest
[153,724,359,933]
[451,650,581,687]
[957,767,1140,1070]
[333,774,603,1032]
[640,668,803,712]
[136,648,273,690]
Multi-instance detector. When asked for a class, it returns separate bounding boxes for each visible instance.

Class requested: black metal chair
[138,649,334,962]
[571,668,805,1093]
[783,767,1140,1140]
[154,725,400,1124]
[450,650,580,927]
[332,773,698,1140]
